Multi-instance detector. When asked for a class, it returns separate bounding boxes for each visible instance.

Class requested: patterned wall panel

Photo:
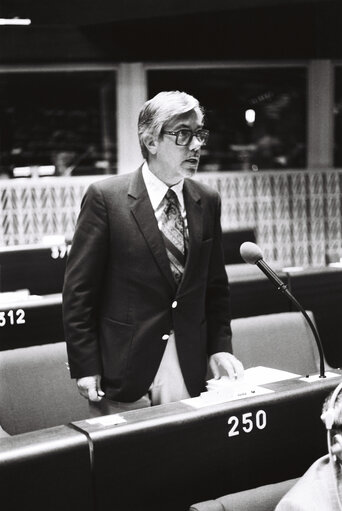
[323,172,342,261]
[0,177,97,246]
[0,170,341,268]
[197,169,342,268]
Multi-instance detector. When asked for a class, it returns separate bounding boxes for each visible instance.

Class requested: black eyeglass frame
[162,128,210,146]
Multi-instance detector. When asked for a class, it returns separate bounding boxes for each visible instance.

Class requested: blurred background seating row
[1,239,342,369]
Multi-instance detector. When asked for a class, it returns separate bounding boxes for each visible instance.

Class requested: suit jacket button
[162,334,169,341]
[172,300,178,309]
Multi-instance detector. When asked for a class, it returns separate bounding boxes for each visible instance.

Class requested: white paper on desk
[238,366,300,386]
[0,289,30,303]
[206,366,299,391]
[0,290,43,305]
[86,414,126,426]
[181,385,273,409]
[181,366,299,409]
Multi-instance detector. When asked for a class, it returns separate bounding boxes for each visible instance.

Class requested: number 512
[0,309,26,327]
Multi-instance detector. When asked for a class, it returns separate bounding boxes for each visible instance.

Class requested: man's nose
[188,135,202,151]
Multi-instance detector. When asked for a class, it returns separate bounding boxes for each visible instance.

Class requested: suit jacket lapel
[178,179,203,294]
[128,168,177,293]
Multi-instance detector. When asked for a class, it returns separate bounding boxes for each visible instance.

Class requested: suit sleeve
[205,192,233,356]
[62,183,109,378]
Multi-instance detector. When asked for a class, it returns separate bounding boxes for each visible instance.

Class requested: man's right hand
[76,375,105,402]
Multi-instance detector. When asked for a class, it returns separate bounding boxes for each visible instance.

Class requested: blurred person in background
[276,380,342,511]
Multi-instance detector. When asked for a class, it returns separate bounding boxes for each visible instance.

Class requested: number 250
[228,410,267,437]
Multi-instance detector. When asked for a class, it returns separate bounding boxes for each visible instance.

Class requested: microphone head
[240,242,264,264]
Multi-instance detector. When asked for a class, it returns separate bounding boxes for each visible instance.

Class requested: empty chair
[231,311,320,375]
[0,342,89,435]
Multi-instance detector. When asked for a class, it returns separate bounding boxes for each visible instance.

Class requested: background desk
[227,264,290,318]
[227,264,342,368]
[286,266,342,368]
[73,374,340,511]
[0,244,68,295]
[1,259,341,362]
[0,293,63,350]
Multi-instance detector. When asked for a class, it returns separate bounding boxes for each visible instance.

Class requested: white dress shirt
[142,162,191,405]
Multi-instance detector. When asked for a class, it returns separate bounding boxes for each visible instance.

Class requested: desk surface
[73,373,342,511]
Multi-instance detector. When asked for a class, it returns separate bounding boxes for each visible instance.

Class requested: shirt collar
[142,161,185,211]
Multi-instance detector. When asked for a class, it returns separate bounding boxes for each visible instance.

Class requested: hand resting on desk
[209,352,244,380]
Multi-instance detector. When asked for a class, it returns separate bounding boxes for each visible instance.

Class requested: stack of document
[208,366,301,389]
[182,366,300,408]
[0,289,43,305]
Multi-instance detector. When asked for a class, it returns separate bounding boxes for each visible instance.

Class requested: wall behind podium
[1,169,341,268]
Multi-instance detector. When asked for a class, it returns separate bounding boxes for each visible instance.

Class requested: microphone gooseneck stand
[240,242,326,378]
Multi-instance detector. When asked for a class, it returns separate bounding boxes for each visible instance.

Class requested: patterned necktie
[159,188,187,285]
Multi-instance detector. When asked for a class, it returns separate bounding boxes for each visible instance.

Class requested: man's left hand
[209,352,244,380]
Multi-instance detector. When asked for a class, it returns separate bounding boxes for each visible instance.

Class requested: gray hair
[138,90,203,160]
[322,385,342,428]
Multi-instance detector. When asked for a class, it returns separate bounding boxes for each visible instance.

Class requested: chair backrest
[231,311,319,375]
[189,478,299,511]
[0,342,89,434]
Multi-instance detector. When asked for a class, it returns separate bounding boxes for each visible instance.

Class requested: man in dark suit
[63,90,243,415]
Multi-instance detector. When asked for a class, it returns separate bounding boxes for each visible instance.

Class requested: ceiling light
[0,18,31,26]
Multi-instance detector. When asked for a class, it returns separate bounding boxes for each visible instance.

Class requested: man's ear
[144,134,158,155]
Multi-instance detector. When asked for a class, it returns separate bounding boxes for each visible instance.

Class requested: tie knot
[164,188,180,217]
[165,188,178,204]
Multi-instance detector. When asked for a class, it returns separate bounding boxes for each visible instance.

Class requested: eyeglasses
[162,128,209,147]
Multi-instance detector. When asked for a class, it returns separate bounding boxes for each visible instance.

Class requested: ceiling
[0,0,341,62]
[0,0,336,26]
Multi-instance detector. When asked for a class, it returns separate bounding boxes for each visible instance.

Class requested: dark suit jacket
[62,167,232,402]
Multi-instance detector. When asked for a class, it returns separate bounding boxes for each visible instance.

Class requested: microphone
[240,241,326,378]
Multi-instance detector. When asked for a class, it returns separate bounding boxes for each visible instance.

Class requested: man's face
[152,108,204,185]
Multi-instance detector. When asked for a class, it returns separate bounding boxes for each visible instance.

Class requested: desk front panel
[0,425,93,511]
[73,375,340,511]
[0,294,63,350]
[0,245,67,295]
